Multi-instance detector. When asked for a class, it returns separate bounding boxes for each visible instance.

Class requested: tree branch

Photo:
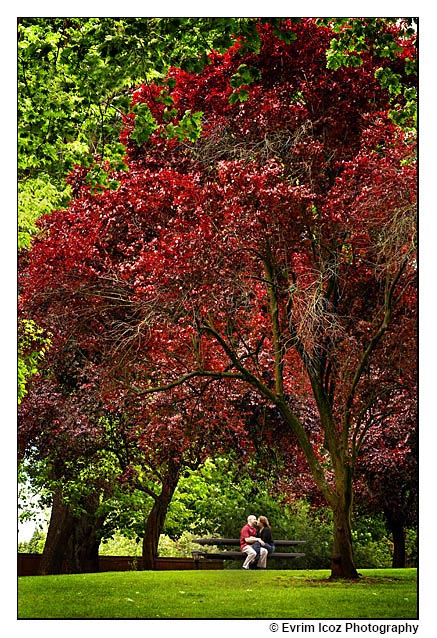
[263,253,284,397]
[129,369,246,395]
[345,256,411,430]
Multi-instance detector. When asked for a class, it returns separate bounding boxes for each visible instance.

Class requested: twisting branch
[350,386,395,461]
[128,370,246,396]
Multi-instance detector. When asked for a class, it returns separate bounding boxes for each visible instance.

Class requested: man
[240,514,268,569]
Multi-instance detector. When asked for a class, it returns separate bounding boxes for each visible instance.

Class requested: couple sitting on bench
[240,514,276,569]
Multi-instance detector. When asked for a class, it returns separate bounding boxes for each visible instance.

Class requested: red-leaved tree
[19,344,253,570]
[354,389,417,567]
[20,19,416,578]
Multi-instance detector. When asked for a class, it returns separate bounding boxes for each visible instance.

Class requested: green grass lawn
[18,568,417,619]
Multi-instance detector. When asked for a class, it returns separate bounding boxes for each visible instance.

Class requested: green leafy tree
[320,17,417,127]
[18,17,270,204]
[18,528,46,554]
[18,320,50,404]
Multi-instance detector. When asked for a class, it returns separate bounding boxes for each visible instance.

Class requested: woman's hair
[258,515,271,528]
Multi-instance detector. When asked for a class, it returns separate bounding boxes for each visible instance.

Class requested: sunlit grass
[18,568,417,619]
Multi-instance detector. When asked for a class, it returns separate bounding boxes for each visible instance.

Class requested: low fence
[18,553,223,576]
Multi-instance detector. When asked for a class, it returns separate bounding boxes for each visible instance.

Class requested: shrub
[99,533,141,556]
[353,538,392,568]
[405,528,418,567]
[157,531,209,557]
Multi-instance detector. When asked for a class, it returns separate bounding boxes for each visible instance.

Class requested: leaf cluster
[319,18,417,128]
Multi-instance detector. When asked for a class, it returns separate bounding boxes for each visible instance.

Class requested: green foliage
[18,18,135,206]
[321,18,407,67]
[18,176,70,251]
[18,319,51,403]
[163,456,291,540]
[374,66,417,128]
[130,103,159,146]
[18,462,51,549]
[18,528,46,554]
[98,485,154,544]
[228,89,250,104]
[230,63,256,88]
[165,110,204,143]
[157,532,208,558]
[229,62,262,101]
[320,18,417,128]
[58,449,156,545]
[130,98,204,147]
[99,532,142,557]
[163,458,235,537]
[325,36,364,70]
[405,529,418,567]
[375,66,403,96]
[353,539,392,569]
[351,514,392,568]
[17,18,263,192]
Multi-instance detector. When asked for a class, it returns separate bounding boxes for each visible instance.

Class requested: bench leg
[192,552,201,569]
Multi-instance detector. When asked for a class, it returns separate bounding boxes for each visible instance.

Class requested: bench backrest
[193,538,305,546]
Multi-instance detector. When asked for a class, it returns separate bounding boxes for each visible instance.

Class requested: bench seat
[193,551,305,560]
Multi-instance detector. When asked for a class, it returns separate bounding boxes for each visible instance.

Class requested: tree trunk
[330,467,359,579]
[38,487,75,575]
[276,395,360,579]
[141,462,180,570]
[65,502,106,573]
[385,511,406,568]
[39,488,107,575]
[331,502,359,579]
[65,516,101,573]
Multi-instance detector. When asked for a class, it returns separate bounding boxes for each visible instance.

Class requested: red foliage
[19,20,417,552]
[355,388,417,522]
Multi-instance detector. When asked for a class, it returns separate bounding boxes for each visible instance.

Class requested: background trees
[18,18,417,578]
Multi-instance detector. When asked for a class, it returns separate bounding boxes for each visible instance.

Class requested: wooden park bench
[192,537,306,568]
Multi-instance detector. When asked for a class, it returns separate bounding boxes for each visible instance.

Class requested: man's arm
[240,524,255,546]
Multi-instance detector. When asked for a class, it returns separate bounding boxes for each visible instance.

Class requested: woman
[250,516,275,567]
[257,516,275,555]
